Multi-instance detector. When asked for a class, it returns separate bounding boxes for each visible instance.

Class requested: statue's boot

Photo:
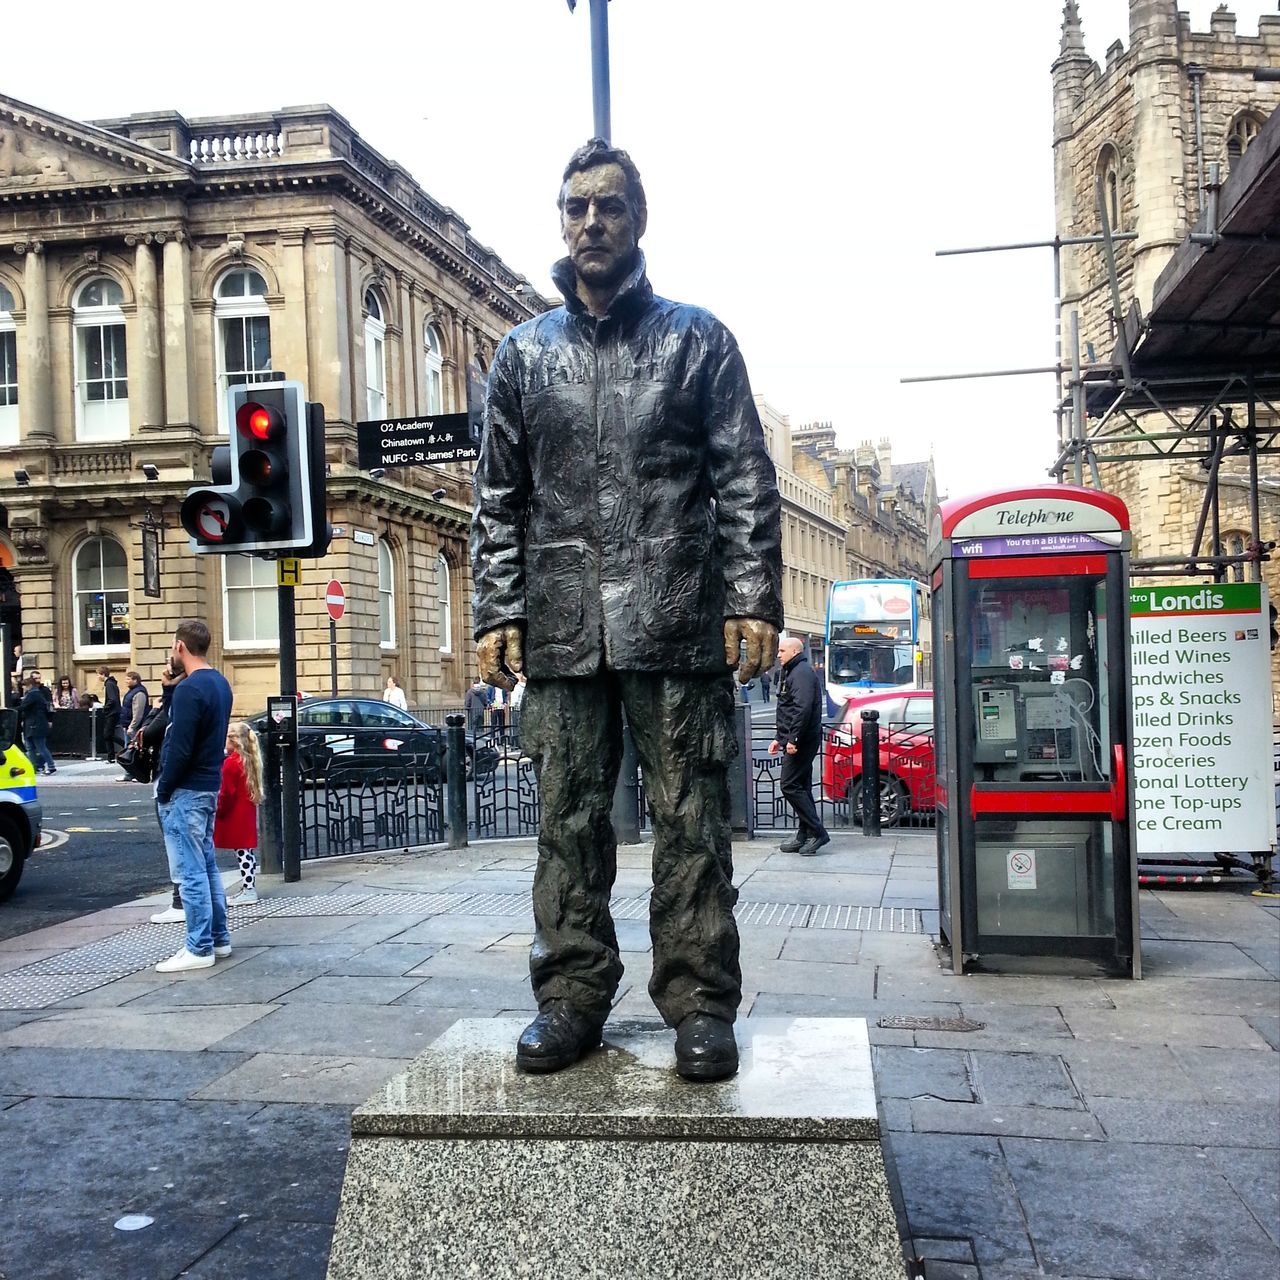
[674,1012,739,1082]
[516,1002,604,1074]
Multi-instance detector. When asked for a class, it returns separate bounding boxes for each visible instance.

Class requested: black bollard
[860,710,882,838]
[259,731,284,875]
[445,715,467,849]
[610,716,641,844]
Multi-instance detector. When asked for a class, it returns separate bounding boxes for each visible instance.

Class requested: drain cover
[877,1015,986,1032]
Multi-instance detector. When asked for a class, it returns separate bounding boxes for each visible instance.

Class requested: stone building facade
[757,400,934,663]
[0,94,548,714]
[1052,2,1280,702]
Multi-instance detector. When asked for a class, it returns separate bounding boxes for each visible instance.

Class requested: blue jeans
[159,789,228,957]
[26,728,55,773]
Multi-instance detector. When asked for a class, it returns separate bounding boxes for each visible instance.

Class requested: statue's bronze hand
[477,625,523,692]
[723,618,778,684]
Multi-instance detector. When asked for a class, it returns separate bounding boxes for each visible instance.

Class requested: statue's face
[560,163,641,289]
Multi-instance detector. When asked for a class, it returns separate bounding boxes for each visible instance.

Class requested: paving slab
[736,871,891,904]
[1057,1042,1204,1101]
[886,1132,1038,1270]
[181,1218,334,1280]
[1003,1136,1280,1278]
[279,976,426,1005]
[194,1052,409,1105]
[912,1004,1075,1050]
[908,1099,1103,1140]
[1061,1007,1274,1050]
[406,945,532,980]
[210,1002,486,1058]
[1246,1012,1280,1050]
[320,942,448,976]
[747,958,878,999]
[391,975,539,1010]
[1104,974,1280,1016]
[1206,1146,1280,1248]
[0,1046,250,1100]
[1088,1096,1280,1146]
[873,1046,974,1102]
[0,1004,276,1051]
[777,931,863,964]
[1140,938,1277,980]
[128,974,321,1008]
[227,916,377,947]
[1169,1044,1280,1104]
[969,1050,1082,1109]
[391,915,530,946]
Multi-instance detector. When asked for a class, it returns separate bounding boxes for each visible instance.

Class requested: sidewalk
[38,759,130,785]
[0,830,1275,1279]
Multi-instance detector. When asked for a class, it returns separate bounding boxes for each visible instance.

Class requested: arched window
[1223,532,1247,583]
[73,277,128,441]
[215,268,272,430]
[365,289,387,420]
[378,538,396,649]
[0,282,16,446]
[223,554,279,646]
[1097,145,1121,230]
[424,322,444,415]
[73,536,130,651]
[1226,113,1263,170]
[436,554,452,653]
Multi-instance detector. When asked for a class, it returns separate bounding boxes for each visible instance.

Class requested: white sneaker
[155,948,214,973]
[213,944,233,958]
[150,906,185,924]
[227,889,258,906]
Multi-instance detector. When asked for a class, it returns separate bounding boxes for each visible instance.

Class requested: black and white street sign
[356,413,480,471]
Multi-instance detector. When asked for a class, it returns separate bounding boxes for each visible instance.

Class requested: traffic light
[181,381,330,557]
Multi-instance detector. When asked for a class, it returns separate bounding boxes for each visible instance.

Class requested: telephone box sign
[929,487,1129,561]
[1129,583,1274,855]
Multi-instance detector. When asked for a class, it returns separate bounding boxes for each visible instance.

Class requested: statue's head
[558,139,647,291]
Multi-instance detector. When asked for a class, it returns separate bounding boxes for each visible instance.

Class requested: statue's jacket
[471,253,784,678]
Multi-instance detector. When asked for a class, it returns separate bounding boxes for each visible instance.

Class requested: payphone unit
[929,486,1140,977]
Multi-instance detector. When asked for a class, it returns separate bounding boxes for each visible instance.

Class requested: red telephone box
[929,486,1140,978]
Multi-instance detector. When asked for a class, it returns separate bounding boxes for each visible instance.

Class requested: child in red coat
[216,720,263,906]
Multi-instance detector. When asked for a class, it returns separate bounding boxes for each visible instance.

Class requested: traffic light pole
[278,583,302,882]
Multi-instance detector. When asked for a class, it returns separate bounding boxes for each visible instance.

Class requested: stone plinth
[326,1017,906,1280]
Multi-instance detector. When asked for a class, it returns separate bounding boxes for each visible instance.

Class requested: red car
[822,688,935,826]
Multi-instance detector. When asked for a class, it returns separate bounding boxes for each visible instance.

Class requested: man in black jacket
[471,140,783,1082]
[770,637,829,857]
[19,672,56,776]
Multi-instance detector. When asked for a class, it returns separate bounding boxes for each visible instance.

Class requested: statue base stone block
[326,1017,906,1280]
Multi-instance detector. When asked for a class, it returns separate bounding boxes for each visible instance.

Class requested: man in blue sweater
[154,620,234,973]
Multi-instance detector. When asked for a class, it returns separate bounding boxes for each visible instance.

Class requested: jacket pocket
[638,534,711,640]
[526,541,586,648]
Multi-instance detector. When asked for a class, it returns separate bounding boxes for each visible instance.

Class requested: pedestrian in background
[510,672,527,750]
[218,721,263,907]
[465,678,488,735]
[769,637,830,857]
[490,684,507,741]
[153,620,234,973]
[119,671,148,779]
[99,667,122,752]
[383,674,409,711]
[19,672,56,776]
[760,668,772,703]
[146,662,188,923]
[52,675,78,710]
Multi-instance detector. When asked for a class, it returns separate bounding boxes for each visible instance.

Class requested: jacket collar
[783,652,807,674]
[552,250,653,323]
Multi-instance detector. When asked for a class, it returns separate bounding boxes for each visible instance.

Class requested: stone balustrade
[189,132,284,163]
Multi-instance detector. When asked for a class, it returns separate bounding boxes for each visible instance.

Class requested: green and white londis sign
[1130,583,1275,855]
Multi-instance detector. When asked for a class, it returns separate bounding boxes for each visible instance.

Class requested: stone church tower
[1051,0,1280,701]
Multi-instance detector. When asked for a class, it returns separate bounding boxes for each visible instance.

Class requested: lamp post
[567,0,612,142]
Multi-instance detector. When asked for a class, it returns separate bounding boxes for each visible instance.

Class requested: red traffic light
[236,401,284,441]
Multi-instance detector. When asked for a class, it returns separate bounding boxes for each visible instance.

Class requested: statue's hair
[558,139,647,226]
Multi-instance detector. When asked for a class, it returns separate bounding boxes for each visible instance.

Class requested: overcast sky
[9,0,1274,499]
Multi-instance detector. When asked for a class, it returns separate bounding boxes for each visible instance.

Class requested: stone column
[400,275,417,414]
[278,230,310,391]
[18,242,53,442]
[161,232,197,428]
[308,230,350,422]
[130,237,164,431]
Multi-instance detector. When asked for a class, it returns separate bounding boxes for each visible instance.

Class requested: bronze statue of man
[471,139,782,1081]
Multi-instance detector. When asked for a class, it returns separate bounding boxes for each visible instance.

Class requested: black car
[251,699,499,782]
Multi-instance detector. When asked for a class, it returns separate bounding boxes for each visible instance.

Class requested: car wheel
[0,819,27,902]
[849,776,908,829]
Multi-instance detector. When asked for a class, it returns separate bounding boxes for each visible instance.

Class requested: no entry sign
[325,580,346,621]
